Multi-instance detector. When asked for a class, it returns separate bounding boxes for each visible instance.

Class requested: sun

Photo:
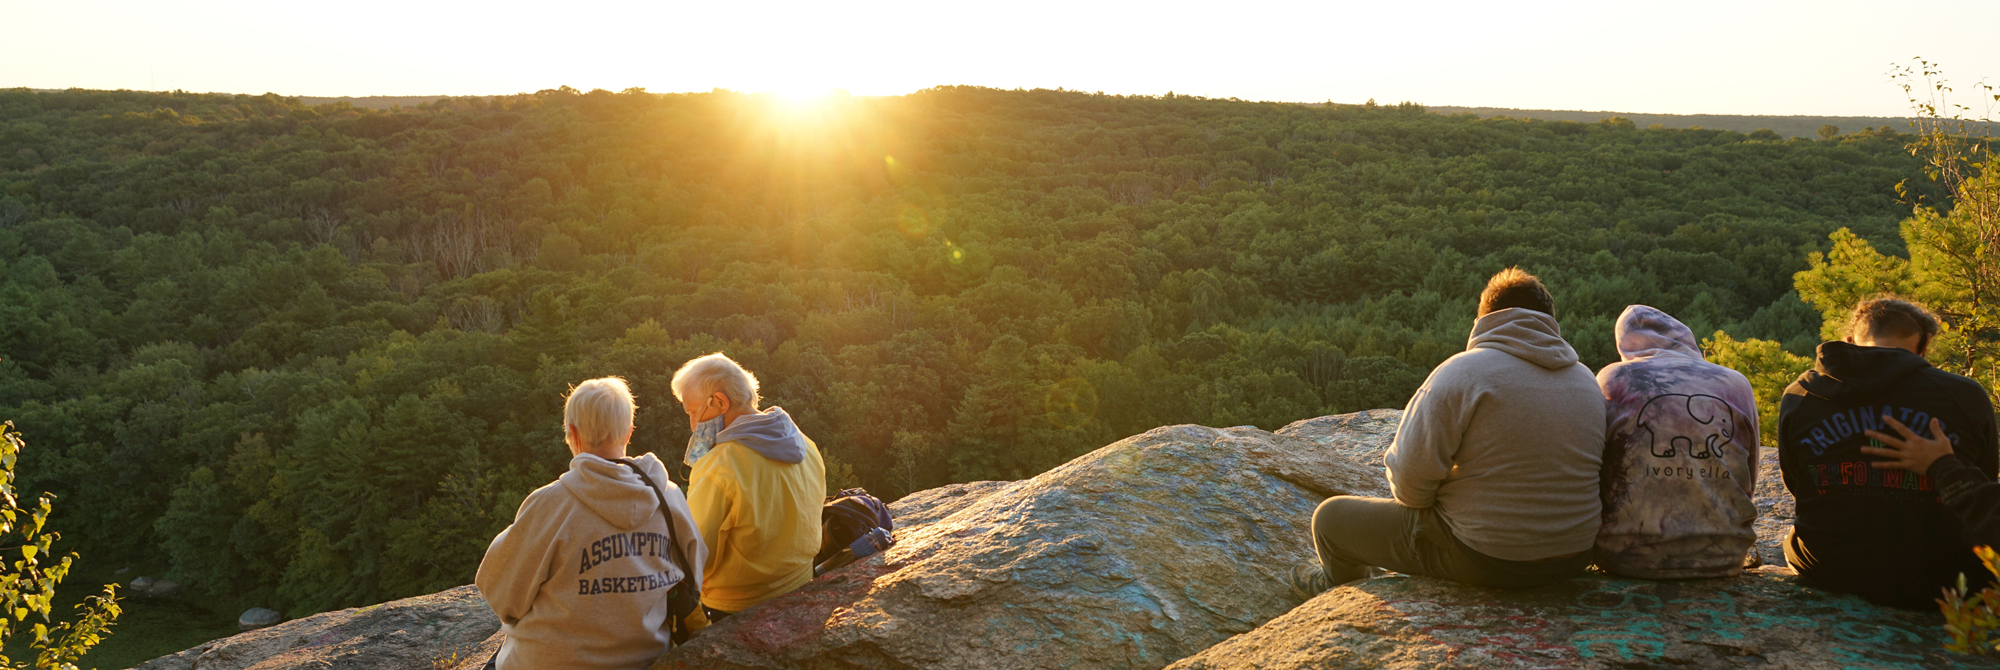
[770,85,836,102]
[768,87,852,115]
[760,87,856,130]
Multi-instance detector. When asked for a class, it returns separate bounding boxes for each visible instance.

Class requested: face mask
[685,414,724,466]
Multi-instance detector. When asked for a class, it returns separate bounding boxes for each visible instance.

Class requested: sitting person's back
[1780,297,2000,609]
[1595,305,1760,579]
[1292,268,1606,596]
[674,353,827,621]
[1384,297,1607,568]
[476,377,705,670]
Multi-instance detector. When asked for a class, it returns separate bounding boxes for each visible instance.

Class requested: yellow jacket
[686,434,825,614]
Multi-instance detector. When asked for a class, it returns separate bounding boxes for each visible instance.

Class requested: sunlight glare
[771,85,839,102]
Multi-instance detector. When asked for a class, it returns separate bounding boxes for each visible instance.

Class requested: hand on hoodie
[1862,415,1954,474]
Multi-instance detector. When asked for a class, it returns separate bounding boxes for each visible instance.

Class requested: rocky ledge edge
[131,410,2000,670]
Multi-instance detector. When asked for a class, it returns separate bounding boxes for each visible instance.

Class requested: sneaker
[1288,561,1334,599]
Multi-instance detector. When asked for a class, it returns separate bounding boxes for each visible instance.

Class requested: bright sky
[4,0,1997,118]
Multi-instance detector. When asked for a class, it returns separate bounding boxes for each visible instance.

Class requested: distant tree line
[1423,105,1975,141]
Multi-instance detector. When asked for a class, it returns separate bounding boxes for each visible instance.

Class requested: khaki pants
[1311,496,1591,589]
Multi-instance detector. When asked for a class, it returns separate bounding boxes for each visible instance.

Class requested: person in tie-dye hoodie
[1595,305,1760,579]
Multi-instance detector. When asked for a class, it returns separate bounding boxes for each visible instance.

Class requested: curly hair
[1848,296,1940,344]
[1478,267,1554,317]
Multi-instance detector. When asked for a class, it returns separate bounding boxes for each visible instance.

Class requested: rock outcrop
[130,410,1985,670]
[885,480,1020,531]
[1166,568,1977,669]
[655,420,1389,670]
[133,586,500,670]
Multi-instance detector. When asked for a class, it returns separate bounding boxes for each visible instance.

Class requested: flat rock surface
[131,585,500,670]
[1273,409,1401,467]
[653,420,1391,670]
[1166,568,1998,670]
[887,480,1019,531]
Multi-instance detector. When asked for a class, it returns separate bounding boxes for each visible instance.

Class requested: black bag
[813,488,896,577]
[615,458,703,643]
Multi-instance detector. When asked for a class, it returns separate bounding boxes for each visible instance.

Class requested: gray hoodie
[716,406,808,464]
[476,453,707,670]
[1595,305,1759,578]
[1385,308,1608,561]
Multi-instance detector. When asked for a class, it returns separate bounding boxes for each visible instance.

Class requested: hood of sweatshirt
[1795,340,1933,402]
[1468,307,1580,370]
[1615,304,1702,363]
[558,452,672,531]
[716,406,807,464]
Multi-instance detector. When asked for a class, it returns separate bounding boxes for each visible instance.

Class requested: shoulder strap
[613,457,703,649]
[612,458,696,586]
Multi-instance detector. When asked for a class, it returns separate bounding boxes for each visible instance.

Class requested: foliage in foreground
[0,421,119,669]
[1941,546,2000,654]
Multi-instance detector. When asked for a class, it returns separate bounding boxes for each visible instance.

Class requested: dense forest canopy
[0,85,1927,616]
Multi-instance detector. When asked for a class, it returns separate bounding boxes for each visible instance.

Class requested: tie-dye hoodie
[1595,305,1760,578]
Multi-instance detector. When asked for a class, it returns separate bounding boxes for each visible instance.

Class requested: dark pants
[1311,496,1591,589]
[1785,526,1991,610]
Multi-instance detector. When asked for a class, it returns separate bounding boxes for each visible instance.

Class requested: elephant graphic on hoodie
[1634,393,1736,460]
[1595,305,1760,580]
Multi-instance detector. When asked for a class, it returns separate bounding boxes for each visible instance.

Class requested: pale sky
[4,0,1997,118]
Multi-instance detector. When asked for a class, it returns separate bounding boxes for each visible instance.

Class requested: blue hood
[717,406,807,464]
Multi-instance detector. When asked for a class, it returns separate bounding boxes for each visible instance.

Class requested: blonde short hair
[564,377,635,449]
[671,353,761,411]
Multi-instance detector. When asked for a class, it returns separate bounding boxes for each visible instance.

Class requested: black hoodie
[1778,341,1999,608]
[1925,454,2000,549]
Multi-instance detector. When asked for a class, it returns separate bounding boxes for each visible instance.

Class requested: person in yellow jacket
[672,353,826,626]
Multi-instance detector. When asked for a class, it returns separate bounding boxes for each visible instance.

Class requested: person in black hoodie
[1779,297,2000,609]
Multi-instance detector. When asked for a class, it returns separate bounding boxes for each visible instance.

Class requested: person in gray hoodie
[1291,268,1605,596]
[1595,305,1760,579]
[476,377,706,670]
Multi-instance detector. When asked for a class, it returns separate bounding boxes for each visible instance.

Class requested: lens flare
[884,154,910,184]
[1045,378,1099,430]
[896,205,930,237]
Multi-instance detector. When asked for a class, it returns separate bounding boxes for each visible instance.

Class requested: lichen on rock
[132,585,500,670]
[1167,568,1991,669]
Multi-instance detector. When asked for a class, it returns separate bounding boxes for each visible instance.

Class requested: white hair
[564,377,635,448]
[671,353,761,411]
